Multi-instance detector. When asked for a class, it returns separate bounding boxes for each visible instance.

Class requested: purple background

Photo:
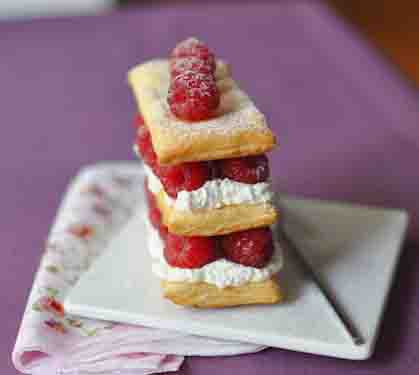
[2,1,419,374]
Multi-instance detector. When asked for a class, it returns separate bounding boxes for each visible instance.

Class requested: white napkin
[12,162,265,375]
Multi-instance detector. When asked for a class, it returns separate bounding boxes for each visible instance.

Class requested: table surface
[327,0,419,87]
[2,1,419,374]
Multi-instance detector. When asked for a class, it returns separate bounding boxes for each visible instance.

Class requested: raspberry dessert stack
[128,38,283,308]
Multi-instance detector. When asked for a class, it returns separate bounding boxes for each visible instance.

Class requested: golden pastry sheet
[128,59,276,165]
[161,277,282,308]
[155,190,278,237]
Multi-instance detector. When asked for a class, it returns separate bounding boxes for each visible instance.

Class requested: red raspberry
[221,228,274,268]
[145,180,168,240]
[135,122,157,168]
[171,37,216,72]
[168,71,220,122]
[164,233,217,268]
[158,162,210,198]
[170,57,213,78]
[148,203,162,231]
[133,113,145,129]
[144,178,153,204]
[144,180,161,228]
[218,155,270,184]
[155,164,184,198]
[208,161,221,179]
[159,225,168,241]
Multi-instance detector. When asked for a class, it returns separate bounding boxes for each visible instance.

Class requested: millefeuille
[128,38,283,308]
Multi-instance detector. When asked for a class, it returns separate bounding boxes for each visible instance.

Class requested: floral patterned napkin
[12,162,265,375]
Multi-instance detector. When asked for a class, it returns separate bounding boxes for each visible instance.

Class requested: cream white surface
[143,164,163,194]
[145,218,283,288]
[143,164,274,211]
[65,193,408,360]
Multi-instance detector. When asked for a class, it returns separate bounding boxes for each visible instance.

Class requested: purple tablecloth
[2,1,419,374]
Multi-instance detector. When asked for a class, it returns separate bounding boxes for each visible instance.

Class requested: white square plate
[64,191,408,360]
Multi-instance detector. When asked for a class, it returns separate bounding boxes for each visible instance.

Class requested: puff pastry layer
[128,59,276,165]
[155,189,278,236]
[161,277,282,308]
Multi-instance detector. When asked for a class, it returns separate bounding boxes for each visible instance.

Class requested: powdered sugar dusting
[175,37,201,50]
[171,57,213,76]
[133,59,270,140]
[167,70,220,121]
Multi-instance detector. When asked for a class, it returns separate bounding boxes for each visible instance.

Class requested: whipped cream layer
[145,218,283,288]
[143,164,274,212]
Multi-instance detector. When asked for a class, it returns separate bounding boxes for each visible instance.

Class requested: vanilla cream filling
[144,218,283,288]
[143,164,274,212]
